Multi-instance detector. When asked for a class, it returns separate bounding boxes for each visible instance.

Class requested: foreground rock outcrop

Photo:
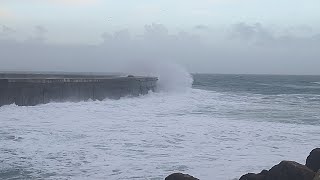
[239,148,320,180]
[165,173,199,180]
[240,161,315,180]
[314,170,320,180]
[306,148,320,172]
[239,170,269,180]
[164,148,320,180]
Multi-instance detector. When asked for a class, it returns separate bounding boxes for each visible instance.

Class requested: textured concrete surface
[0,73,157,106]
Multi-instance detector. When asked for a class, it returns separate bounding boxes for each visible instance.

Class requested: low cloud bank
[0,23,319,75]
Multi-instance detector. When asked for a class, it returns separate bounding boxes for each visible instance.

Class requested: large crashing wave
[124,61,193,92]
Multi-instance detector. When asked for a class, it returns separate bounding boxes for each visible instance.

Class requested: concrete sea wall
[0,73,157,106]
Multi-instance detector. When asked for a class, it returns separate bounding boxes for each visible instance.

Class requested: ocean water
[1,73,320,180]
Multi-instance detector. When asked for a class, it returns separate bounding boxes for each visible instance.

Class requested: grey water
[193,74,320,125]
[1,74,320,180]
[193,74,320,95]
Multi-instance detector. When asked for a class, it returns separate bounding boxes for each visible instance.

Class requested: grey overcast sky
[0,0,320,75]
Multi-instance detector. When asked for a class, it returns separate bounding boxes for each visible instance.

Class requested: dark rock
[239,161,315,180]
[165,173,199,180]
[314,170,320,180]
[306,148,320,172]
[239,170,268,180]
[266,161,315,180]
[239,173,265,180]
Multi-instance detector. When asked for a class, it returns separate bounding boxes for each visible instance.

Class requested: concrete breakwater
[0,72,158,106]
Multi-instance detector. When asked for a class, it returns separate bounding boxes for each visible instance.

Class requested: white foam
[0,89,319,180]
[123,61,193,92]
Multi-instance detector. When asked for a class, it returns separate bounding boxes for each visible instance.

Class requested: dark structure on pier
[0,72,158,106]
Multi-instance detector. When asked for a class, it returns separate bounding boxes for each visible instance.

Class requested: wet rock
[165,173,199,180]
[239,161,315,180]
[266,161,315,180]
[239,170,268,180]
[306,148,320,172]
[313,170,320,180]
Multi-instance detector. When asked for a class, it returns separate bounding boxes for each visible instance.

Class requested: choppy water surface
[1,74,320,180]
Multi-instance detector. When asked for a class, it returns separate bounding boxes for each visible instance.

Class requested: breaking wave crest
[123,61,193,92]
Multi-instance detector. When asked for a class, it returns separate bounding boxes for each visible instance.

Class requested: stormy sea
[1,73,320,180]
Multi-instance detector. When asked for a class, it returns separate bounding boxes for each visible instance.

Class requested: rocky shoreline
[165,148,320,180]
